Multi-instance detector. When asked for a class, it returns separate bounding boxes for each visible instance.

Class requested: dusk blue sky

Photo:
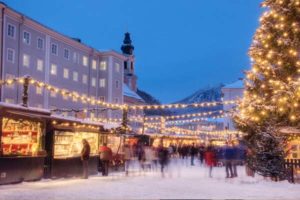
[6,0,262,103]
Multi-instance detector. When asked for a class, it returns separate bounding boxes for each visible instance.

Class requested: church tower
[121,32,137,92]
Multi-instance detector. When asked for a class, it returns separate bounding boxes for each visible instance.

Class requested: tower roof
[121,32,134,55]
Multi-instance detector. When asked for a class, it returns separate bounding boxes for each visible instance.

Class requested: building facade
[221,80,244,130]
[0,3,128,119]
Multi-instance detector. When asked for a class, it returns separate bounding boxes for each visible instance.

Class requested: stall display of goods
[107,136,122,154]
[54,131,98,158]
[287,139,300,159]
[210,139,227,146]
[1,117,42,156]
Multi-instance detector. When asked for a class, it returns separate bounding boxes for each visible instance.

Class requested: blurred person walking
[81,139,91,179]
[190,143,198,166]
[232,144,241,177]
[124,143,133,176]
[158,144,169,177]
[204,145,216,178]
[99,143,113,176]
[199,145,205,165]
[224,142,234,178]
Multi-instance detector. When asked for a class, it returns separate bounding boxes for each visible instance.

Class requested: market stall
[99,132,125,171]
[151,135,201,148]
[0,103,50,184]
[44,117,101,178]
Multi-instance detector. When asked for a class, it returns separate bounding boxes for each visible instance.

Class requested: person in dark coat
[99,143,113,176]
[190,143,198,166]
[157,145,169,177]
[81,139,91,179]
[199,145,205,165]
[224,143,235,178]
[232,144,240,177]
[204,145,216,177]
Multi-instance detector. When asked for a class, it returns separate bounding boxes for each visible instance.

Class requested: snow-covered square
[0,160,299,200]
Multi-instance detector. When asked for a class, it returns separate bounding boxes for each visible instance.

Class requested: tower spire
[121,32,134,55]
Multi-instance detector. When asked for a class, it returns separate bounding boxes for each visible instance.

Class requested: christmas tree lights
[234,0,300,180]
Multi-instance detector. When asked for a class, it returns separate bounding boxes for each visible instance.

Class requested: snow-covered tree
[234,0,300,180]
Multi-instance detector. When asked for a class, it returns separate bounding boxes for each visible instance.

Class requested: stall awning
[6,110,51,120]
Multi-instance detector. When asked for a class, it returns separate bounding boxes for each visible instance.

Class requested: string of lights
[14,77,238,110]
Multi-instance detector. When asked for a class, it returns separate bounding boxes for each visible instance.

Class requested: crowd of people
[80,139,249,179]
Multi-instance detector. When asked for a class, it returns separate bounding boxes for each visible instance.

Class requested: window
[99,96,105,102]
[100,61,107,71]
[83,56,88,66]
[36,87,43,95]
[73,71,78,81]
[92,60,97,70]
[5,98,14,104]
[82,74,88,84]
[23,54,30,67]
[37,38,44,49]
[37,59,43,71]
[7,48,15,63]
[99,78,106,88]
[7,24,15,38]
[115,63,120,72]
[23,31,30,44]
[51,43,58,55]
[116,80,119,88]
[50,91,56,97]
[114,98,119,103]
[91,77,96,87]
[63,68,69,79]
[50,64,57,75]
[64,49,69,59]
[73,52,78,63]
[124,61,128,70]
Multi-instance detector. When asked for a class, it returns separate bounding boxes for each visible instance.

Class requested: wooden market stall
[0,103,50,184]
[44,116,102,178]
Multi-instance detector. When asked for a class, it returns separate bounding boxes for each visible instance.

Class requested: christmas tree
[234,0,300,180]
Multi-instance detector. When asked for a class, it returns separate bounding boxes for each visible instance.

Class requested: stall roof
[279,126,300,134]
[0,102,50,115]
[101,122,121,129]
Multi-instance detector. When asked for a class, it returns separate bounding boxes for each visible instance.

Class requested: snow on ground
[0,159,299,200]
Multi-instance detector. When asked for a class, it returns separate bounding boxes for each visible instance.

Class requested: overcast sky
[6,0,262,103]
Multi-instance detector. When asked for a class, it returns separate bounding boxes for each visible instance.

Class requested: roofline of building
[0,2,127,60]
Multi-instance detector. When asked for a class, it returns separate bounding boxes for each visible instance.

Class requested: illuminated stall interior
[44,118,102,178]
[54,131,99,158]
[2,117,43,156]
[0,104,50,185]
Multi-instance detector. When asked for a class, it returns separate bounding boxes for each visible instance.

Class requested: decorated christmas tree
[234,0,300,180]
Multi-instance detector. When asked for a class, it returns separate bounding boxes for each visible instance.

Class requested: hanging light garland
[16,77,238,110]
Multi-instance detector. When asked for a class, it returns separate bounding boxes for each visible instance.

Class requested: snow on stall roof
[51,114,81,122]
[0,102,121,129]
[223,80,244,89]
[0,102,50,114]
[279,126,300,134]
[102,122,121,129]
[51,114,121,129]
[123,84,143,100]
